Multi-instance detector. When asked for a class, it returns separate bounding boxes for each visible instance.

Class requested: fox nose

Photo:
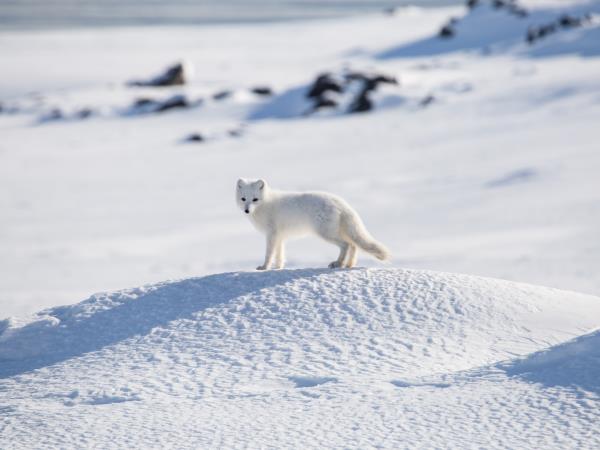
[245,209,249,214]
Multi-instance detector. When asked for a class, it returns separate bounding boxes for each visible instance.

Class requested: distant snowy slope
[378,0,600,58]
[1,268,599,448]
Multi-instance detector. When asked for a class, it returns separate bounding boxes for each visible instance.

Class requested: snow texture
[1,268,600,448]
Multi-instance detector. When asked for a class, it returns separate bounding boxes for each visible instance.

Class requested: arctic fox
[236,178,390,270]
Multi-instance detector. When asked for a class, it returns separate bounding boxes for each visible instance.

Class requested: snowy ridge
[1,268,600,448]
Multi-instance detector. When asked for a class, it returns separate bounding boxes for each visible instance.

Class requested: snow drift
[1,268,600,448]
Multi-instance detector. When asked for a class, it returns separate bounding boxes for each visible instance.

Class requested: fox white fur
[236,178,390,270]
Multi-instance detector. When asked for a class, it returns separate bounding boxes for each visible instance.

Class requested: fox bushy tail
[342,213,391,261]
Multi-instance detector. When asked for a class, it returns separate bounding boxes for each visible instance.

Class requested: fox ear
[237,178,246,189]
[256,179,266,190]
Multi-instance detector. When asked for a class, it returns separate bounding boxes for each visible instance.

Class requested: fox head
[236,178,267,215]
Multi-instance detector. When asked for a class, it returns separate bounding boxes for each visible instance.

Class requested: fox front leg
[257,232,279,270]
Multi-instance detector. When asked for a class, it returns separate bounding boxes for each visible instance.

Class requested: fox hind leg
[328,241,350,269]
[345,244,357,268]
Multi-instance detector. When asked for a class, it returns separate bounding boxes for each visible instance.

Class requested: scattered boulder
[439,22,456,39]
[127,94,196,115]
[305,73,346,113]
[39,108,64,122]
[466,0,480,9]
[307,73,343,99]
[345,71,398,114]
[491,0,527,16]
[184,133,205,143]
[213,90,232,101]
[128,62,187,87]
[313,96,337,110]
[419,95,436,107]
[345,72,398,90]
[37,106,96,123]
[303,70,399,115]
[75,108,94,119]
[155,95,188,112]
[228,128,244,138]
[525,12,591,45]
[526,27,537,44]
[249,68,400,119]
[558,14,584,28]
[348,92,372,113]
[133,98,155,108]
[251,86,273,96]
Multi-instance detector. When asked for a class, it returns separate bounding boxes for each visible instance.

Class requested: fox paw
[328,261,342,269]
[256,265,268,271]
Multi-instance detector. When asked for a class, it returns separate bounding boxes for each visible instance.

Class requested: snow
[2,268,600,448]
[2,2,600,318]
[2,0,600,446]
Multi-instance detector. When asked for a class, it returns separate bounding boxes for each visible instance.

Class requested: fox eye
[241,197,246,201]
[252,198,258,202]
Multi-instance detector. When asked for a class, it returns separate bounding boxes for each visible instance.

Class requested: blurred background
[0,0,457,29]
[1,0,599,318]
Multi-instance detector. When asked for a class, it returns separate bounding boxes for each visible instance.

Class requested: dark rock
[525,11,591,45]
[558,14,582,28]
[492,0,506,9]
[75,108,94,119]
[509,6,528,18]
[154,95,189,112]
[228,129,243,138]
[313,97,337,110]
[184,133,204,142]
[251,86,273,96]
[346,72,398,91]
[538,23,557,38]
[128,95,193,115]
[304,70,397,116]
[439,24,455,39]
[526,27,537,44]
[306,73,343,98]
[213,90,232,101]
[466,0,479,9]
[133,98,155,108]
[348,92,372,113]
[40,108,63,122]
[128,62,187,87]
[419,95,435,107]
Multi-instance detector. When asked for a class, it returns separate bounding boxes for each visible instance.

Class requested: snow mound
[2,268,600,448]
[1,268,598,379]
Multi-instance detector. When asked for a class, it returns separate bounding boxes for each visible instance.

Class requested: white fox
[236,178,390,270]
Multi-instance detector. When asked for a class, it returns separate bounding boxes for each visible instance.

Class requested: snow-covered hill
[1,268,599,448]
